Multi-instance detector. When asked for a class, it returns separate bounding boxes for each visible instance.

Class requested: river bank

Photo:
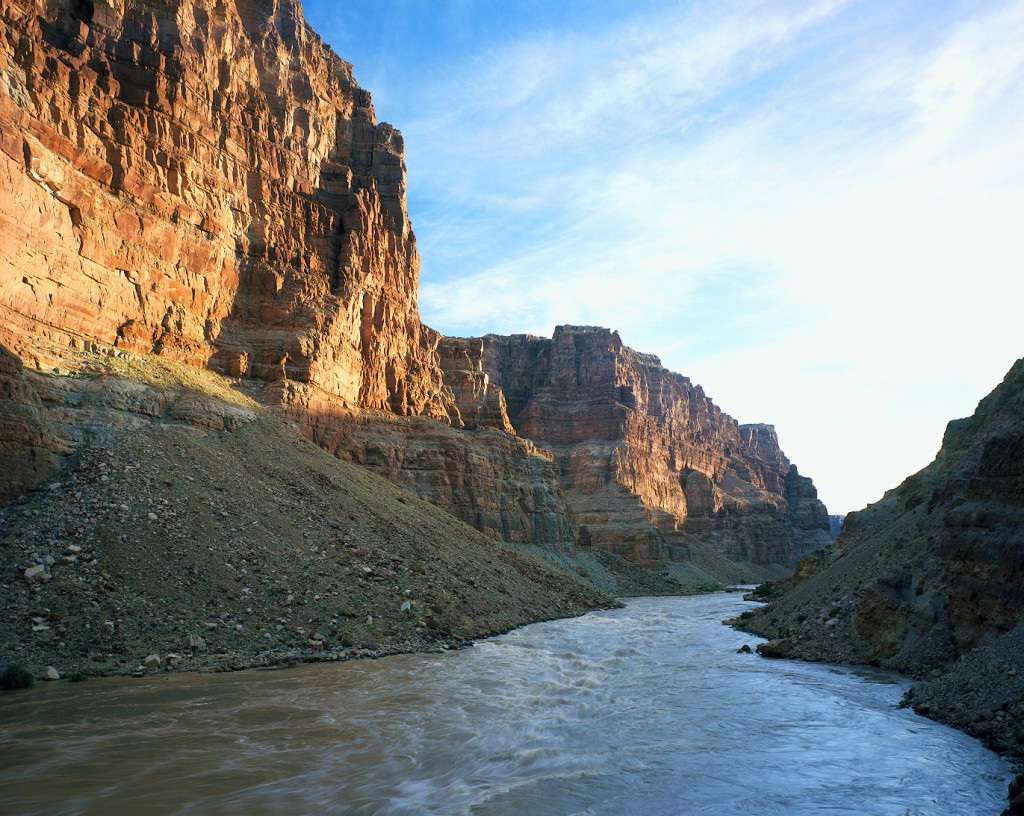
[0,358,623,681]
[4,352,745,682]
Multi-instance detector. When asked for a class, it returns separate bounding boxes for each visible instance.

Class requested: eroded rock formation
[0,345,70,502]
[0,0,449,417]
[436,327,831,567]
[0,0,829,573]
[306,408,577,548]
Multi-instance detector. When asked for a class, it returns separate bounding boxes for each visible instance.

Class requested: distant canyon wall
[0,0,830,567]
[437,327,832,567]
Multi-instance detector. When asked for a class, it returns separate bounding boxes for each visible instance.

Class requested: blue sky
[303,0,1024,516]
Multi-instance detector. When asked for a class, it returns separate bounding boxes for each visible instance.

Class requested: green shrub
[0,664,35,690]
[739,610,754,620]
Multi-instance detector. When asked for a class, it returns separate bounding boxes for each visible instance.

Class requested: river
[0,594,1011,815]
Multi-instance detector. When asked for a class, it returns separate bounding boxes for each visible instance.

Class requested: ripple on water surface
[0,594,1011,815]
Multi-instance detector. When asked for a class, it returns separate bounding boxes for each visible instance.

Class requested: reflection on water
[0,595,1011,815]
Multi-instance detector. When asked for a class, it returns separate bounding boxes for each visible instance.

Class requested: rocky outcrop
[436,336,513,433]
[301,408,577,548]
[438,326,831,568]
[0,0,449,417]
[737,357,1024,755]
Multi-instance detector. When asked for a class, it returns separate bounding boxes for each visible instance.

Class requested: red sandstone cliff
[0,0,829,571]
[437,327,831,567]
[0,0,450,418]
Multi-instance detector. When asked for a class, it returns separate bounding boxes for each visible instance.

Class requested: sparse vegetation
[0,360,615,679]
[0,663,35,690]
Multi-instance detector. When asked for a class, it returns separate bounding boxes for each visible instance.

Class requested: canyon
[0,0,829,578]
[1,1,1021,811]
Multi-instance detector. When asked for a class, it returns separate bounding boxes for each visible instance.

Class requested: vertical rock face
[436,337,513,433]
[304,410,577,548]
[0,0,448,416]
[441,326,831,567]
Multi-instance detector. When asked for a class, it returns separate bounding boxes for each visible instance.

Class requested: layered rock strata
[0,345,71,502]
[0,0,830,573]
[437,327,831,567]
[0,0,449,416]
[305,408,577,548]
[0,353,612,679]
[738,358,1024,755]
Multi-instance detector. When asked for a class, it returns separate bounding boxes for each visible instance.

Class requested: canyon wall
[436,327,831,567]
[738,358,1024,752]
[0,0,829,571]
[0,0,450,417]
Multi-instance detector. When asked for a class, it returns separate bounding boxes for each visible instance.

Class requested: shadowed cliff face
[438,327,832,568]
[0,0,449,418]
[0,346,72,503]
[737,358,1024,754]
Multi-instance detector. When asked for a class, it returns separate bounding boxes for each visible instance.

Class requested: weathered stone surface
[739,358,1024,754]
[0,346,71,503]
[0,0,449,418]
[756,639,793,659]
[440,326,831,567]
[436,337,513,433]
[303,408,577,547]
[0,0,829,575]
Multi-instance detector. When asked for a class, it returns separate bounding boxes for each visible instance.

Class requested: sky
[301,0,1024,516]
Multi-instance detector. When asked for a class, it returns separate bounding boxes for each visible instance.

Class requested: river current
[0,594,1011,815]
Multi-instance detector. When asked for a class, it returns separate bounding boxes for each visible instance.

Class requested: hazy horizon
[303,0,1024,516]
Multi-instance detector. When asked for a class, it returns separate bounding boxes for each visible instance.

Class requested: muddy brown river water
[0,594,1012,814]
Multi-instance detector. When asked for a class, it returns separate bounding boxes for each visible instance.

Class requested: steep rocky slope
[0,0,827,580]
[0,349,618,678]
[737,358,1024,756]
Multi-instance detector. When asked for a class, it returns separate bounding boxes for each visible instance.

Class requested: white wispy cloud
[387,0,1024,513]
